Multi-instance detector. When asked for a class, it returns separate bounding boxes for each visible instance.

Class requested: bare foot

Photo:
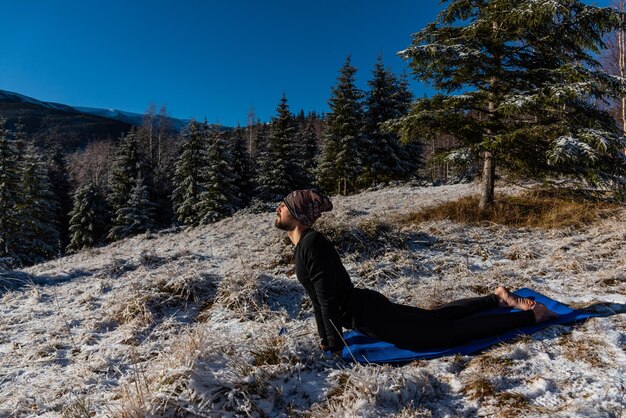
[532,303,559,323]
[495,286,536,311]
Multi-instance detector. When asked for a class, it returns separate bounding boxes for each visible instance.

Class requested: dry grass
[61,395,94,418]
[461,374,498,401]
[398,189,622,229]
[109,353,152,418]
[110,292,155,327]
[251,336,286,366]
[315,216,407,258]
[461,354,533,417]
[315,365,434,416]
[214,272,270,320]
[559,334,611,368]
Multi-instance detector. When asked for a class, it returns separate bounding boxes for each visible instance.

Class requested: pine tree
[394,0,626,208]
[137,105,177,227]
[395,72,421,177]
[317,56,365,195]
[360,56,414,186]
[15,142,60,265]
[295,116,319,189]
[107,129,147,236]
[108,175,155,240]
[229,127,255,208]
[67,182,109,252]
[0,119,20,265]
[255,94,298,200]
[197,126,238,223]
[172,121,207,226]
[46,143,73,253]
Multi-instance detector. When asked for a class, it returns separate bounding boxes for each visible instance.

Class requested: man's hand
[320,342,342,355]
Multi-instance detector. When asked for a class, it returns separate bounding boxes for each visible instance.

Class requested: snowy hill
[0,183,624,416]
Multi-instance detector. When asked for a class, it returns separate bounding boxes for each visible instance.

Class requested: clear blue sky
[0,0,611,127]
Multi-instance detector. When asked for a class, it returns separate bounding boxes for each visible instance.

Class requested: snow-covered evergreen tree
[395,72,421,178]
[108,129,144,220]
[67,182,109,252]
[46,143,73,253]
[197,126,238,224]
[137,105,177,227]
[15,141,60,265]
[172,121,207,226]
[255,95,298,200]
[108,175,155,240]
[360,56,414,186]
[228,127,255,208]
[0,119,21,266]
[293,116,319,189]
[317,56,365,195]
[393,0,626,207]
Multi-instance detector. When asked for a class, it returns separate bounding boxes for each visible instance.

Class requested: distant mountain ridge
[0,89,132,150]
[0,88,192,131]
[73,106,191,132]
[0,88,205,150]
[0,89,78,113]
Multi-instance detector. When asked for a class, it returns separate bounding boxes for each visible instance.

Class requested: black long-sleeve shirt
[294,228,354,351]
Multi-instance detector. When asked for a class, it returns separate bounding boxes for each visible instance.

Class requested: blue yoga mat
[340,288,610,364]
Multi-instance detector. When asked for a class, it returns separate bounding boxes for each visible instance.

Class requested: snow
[549,135,599,163]
[0,182,624,416]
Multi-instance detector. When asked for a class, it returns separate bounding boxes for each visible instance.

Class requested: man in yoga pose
[276,189,559,353]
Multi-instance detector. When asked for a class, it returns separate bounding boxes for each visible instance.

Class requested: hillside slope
[0,183,624,417]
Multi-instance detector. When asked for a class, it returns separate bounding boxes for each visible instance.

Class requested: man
[276,189,558,353]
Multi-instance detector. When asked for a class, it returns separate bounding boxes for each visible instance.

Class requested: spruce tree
[107,129,148,237]
[229,127,255,208]
[67,182,109,252]
[361,56,414,186]
[172,121,207,226]
[255,94,298,200]
[108,175,155,240]
[0,119,20,265]
[394,0,626,208]
[317,56,365,195]
[137,105,176,227]
[395,72,421,177]
[295,117,319,189]
[197,126,238,223]
[46,143,73,253]
[15,142,60,265]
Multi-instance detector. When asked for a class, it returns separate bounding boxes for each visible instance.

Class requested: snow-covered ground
[0,182,624,417]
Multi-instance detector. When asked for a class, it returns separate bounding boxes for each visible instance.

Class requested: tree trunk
[619,1,626,153]
[479,151,495,210]
[479,20,499,210]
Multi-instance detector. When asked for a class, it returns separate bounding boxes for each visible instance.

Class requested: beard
[275,215,297,231]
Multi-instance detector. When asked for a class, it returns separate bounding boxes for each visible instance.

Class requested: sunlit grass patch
[315,365,434,416]
[559,333,612,368]
[398,189,622,229]
[461,353,536,417]
[315,216,408,258]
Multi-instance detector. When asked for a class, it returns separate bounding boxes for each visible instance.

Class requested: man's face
[275,202,298,231]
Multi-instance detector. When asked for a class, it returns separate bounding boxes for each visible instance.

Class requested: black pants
[349,288,535,350]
